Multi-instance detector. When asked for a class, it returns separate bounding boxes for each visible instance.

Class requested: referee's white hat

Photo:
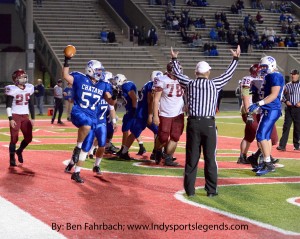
[196,61,211,73]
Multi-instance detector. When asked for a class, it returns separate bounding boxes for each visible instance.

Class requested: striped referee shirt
[173,58,238,117]
[283,81,300,105]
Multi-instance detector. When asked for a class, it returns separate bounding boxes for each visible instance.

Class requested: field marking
[286,197,300,207]
[174,182,300,236]
[0,196,67,239]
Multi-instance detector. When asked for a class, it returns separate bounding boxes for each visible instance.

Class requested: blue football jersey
[136,81,153,119]
[70,72,112,118]
[97,99,109,124]
[261,72,284,110]
[121,81,137,111]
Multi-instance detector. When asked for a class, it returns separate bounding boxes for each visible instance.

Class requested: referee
[171,45,240,197]
[277,69,300,151]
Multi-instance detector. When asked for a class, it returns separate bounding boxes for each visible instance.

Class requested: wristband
[258,100,265,106]
[8,116,12,121]
[112,118,117,124]
[64,56,70,67]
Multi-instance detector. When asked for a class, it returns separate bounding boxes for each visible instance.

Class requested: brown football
[64,45,76,58]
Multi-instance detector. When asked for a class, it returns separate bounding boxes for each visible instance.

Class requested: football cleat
[71,172,84,183]
[270,155,279,164]
[65,163,74,173]
[119,152,132,161]
[88,154,94,159]
[155,150,163,165]
[93,166,102,175]
[256,162,275,176]
[164,155,179,166]
[137,145,146,155]
[237,155,250,164]
[15,149,24,163]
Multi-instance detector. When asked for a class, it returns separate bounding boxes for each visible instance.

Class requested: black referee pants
[279,106,300,149]
[184,117,218,196]
[52,98,64,123]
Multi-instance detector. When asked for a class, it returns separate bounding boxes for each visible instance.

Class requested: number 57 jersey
[153,75,184,117]
[70,72,112,119]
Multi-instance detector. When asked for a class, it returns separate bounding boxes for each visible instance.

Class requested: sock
[121,146,128,154]
[89,146,95,155]
[139,142,144,148]
[75,166,81,173]
[265,156,271,163]
[77,142,83,148]
[94,157,102,166]
[79,151,88,161]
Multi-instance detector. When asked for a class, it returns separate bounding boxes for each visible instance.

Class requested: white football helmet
[150,70,163,81]
[104,71,113,83]
[85,60,105,81]
[114,74,127,88]
[259,56,277,75]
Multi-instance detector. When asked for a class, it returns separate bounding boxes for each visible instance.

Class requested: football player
[238,64,279,166]
[63,57,117,183]
[248,56,284,176]
[118,70,163,160]
[152,62,185,166]
[5,69,35,166]
[111,74,146,157]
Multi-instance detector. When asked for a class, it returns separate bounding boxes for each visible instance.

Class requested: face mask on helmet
[259,56,276,75]
[166,61,183,74]
[249,64,260,77]
[85,60,105,81]
[114,74,127,89]
[104,71,113,83]
[12,69,28,85]
[150,70,163,81]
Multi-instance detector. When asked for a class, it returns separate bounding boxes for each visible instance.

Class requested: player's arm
[261,86,281,105]
[109,107,118,132]
[147,91,154,125]
[62,56,74,85]
[28,96,35,120]
[128,90,137,109]
[104,91,117,106]
[241,86,251,113]
[6,95,17,128]
[153,89,162,126]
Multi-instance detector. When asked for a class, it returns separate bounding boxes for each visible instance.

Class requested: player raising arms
[63,47,117,183]
[5,69,35,167]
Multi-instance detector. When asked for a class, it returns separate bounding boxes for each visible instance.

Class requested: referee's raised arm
[170,45,240,198]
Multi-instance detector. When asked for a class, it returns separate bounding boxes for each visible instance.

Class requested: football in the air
[64,45,76,58]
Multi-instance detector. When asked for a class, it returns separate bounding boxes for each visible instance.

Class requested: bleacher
[133,0,300,70]
[33,0,160,72]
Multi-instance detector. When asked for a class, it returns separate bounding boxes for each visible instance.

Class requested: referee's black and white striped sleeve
[212,58,239,91]
[173,59,191,89]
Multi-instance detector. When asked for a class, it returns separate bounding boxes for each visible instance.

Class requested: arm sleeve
[28,97,35,120]
[6,95,13,108]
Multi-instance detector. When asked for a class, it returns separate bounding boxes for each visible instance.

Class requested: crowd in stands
[159,0,298,54]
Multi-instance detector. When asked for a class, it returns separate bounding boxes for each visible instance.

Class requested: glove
[248,103,259,113]
[112,88,119,100]
[64,56,71,67]
[246,113,254,124]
